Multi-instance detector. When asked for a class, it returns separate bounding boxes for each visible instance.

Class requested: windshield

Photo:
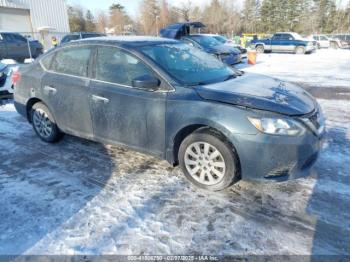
[213,35,227,44]
[188,35,222,48]
[140,43,235,86]
[291,33,304,40]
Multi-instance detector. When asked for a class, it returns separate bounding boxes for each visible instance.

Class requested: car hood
[204,44,240,55]
[195,73,316,116]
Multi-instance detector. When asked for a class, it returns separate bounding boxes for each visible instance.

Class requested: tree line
[68,0,350,36]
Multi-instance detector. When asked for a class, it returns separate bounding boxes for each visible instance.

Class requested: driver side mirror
[132,75,161,91]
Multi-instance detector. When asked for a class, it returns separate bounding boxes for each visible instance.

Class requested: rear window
[61,35,80,43]
[82,33,103,39]
[11,34,27,42]
[51,47,92,77]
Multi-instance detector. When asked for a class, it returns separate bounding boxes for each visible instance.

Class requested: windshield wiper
[223,74,237,81]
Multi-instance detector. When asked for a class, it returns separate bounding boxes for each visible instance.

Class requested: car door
[2,33,23,59]
[271,34,282,52]
[280,34,295,52]
[12,34,31,58]
[89,46,167,157]
[319,35,329,48]
[40,45,94,139]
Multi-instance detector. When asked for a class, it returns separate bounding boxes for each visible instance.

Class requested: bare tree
[96,10,109,33]
[139,0,160,35]
[159,0,170,28]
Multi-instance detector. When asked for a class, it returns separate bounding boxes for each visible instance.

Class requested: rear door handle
[44,85,57,95]
[92,95,109,104]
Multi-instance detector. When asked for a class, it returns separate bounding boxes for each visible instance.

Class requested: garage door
[0,7,32,32]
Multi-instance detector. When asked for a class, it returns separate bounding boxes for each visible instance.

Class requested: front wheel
[256,45,265,53]
[31,102,63,143]
[178,129,240,191]
[295,46,306,55]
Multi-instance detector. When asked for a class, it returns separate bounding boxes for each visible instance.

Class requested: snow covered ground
[0,50,350,256]
[238,49,350,88]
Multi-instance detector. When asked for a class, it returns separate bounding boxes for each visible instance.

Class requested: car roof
[65,32,104,35]
[185,34,210,38]
[64,36,179,48]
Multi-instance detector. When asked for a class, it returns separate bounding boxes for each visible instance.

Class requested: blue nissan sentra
[14,36,325,191]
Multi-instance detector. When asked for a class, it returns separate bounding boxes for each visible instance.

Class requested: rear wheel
[31,102,63,143]
[256,45,265,53]
[295,46,306,54]
[179,129,240,191]
[16,57,25,63]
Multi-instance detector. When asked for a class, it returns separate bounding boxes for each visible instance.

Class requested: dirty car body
[14,37,325,190]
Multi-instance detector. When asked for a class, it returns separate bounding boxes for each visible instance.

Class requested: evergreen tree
[68,5,86,32]
[85,10,96,32]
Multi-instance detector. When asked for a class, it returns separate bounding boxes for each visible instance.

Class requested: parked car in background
[249,32,316,54]
[310,34,343,49]
[14,37,324,191]
[310,34,331,48]
[203,34,247,58]
[60,32,106,44]
[0,62,14,98]
[331,34,350,49]
[160,22,242,65]
[0,32,43,63]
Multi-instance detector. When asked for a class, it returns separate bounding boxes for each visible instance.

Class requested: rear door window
[11,34,27,42]
[2,34,14,42]
[51,46,92,77]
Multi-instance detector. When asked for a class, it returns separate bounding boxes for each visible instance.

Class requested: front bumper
[306,45,316,53]
[229,113,325,182]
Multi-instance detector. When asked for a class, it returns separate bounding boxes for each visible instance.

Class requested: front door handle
[44,85,57,95]
[92,95,109,104]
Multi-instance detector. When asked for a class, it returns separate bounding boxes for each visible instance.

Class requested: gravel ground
[0,50,349,256]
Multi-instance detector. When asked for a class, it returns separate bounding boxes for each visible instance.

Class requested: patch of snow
[238,49,350,88]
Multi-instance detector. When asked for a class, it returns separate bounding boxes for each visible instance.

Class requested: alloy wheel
[33,108,53,139]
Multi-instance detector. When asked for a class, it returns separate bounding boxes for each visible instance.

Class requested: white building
[0,0,70,47]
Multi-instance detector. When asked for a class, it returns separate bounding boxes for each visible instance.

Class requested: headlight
[248,117,305,136]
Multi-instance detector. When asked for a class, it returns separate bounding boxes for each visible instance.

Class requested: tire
[31,102,63,143]
[16,58,25,63]
[178,128,240,191]
[256,45,264,53]
[317,43,321,49]
[295,46,306,55]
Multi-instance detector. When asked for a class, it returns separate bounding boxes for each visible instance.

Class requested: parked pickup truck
[249,32,316,54]
[0,32,43,63]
